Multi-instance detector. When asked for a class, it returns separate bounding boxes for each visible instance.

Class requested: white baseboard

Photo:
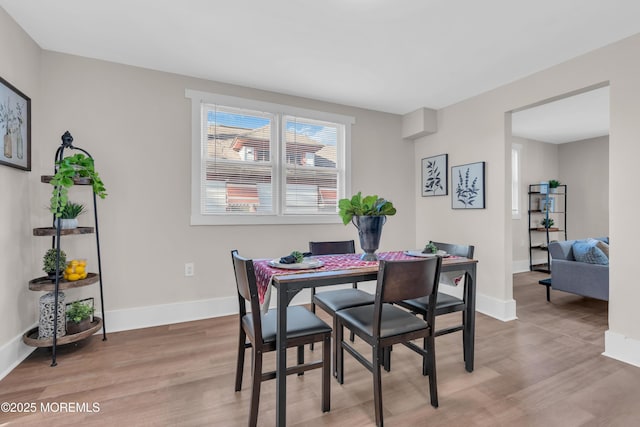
[512,259,531,274]
[476,293,517,321]
[603,330,640,368]
[0,325,36,381]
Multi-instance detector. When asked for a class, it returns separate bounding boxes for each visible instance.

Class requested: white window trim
[512,143,522,219]
[186,89,354,225]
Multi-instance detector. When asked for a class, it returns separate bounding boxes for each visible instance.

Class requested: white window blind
[201,105,275,215]
[284,116,340,214]
[187,90,353,225]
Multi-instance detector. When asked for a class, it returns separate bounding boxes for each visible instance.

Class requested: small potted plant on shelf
[66,300,94,334]
[338,192,397,260]
[49,153,107,218]
[540,218,555,229]
[43,248,67,280]
[54,201,85,230]
[548,179,560,193]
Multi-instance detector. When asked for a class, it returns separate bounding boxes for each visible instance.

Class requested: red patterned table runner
[253,251,457,304]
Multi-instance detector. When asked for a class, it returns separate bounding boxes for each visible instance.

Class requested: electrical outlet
[185,262,194,277]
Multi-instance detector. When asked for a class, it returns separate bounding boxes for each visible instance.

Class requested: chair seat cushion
[242,306,331,344]
[313,288,375,313]
[401,292,464,315]
[336,304,429,339]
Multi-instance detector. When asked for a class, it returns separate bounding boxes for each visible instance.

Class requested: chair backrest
[231,250,263,342]
[374,257,442,333]
[431,241,474,259]
[309,240,356,255]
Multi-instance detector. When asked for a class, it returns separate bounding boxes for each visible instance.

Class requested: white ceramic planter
[54,218,78,229]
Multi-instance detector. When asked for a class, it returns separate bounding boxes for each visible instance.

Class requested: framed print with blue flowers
[452,161,485,209]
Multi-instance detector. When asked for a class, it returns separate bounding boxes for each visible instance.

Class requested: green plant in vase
[338,192,397,260]
[548,179,560,193]
[338,192,397,225]
[55,201,86,230]
[49,153,107,218]
[43,248,67,279]
[66,300,95,334]
[540,218,555,229]
[0,97,14,159]
[66,301,94,323]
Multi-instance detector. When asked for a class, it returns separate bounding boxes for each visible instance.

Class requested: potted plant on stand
[548,179,560,193]
[338,192,397,260]
[539,218,556,230]
[49,152,107,218]
[54,201,85,230]
[66,300,94,334]
[43,248,67,280]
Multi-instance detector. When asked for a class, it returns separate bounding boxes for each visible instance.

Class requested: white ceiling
[1,0,638,117]
[511,86,610,144]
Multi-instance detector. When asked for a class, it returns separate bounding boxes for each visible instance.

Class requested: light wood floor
[2,272,639,426]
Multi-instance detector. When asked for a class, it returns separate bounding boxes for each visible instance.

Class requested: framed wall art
[0,76,31,171]
[421,153,448,196]
[452,161,485,209]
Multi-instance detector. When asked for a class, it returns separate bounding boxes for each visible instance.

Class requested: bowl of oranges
[64,259,88,281]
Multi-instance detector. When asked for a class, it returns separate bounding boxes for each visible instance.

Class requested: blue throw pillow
[572,240,609,265]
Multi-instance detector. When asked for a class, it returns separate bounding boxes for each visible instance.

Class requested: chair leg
[322,334,331,412]
[235,328,246,391]
[383,346,391,372]
[426,336,438,408]
[422,337,428,376]
[310,287,316,351]
[336,320,344,384]
[373,345,384,427]
[249,349,263,427]
[462,310,468,363]
[332,315,338,378]
[297,345,305,376]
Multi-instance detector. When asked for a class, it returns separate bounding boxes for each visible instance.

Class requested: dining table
[252,250,478,426]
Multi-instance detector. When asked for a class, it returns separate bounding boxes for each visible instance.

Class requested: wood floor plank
[1,271,639,426]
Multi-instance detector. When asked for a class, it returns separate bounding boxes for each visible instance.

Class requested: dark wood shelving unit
[528,184,567,273]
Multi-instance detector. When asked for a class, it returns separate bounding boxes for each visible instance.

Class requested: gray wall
[559,136,609,240]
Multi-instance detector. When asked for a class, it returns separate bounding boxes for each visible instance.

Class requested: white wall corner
[476,293,518,321]
[402,107,438,140]
[0,326,36,381]
[603,330,640,368]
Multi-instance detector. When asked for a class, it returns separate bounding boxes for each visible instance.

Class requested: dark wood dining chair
[395,242,474,371]
[335,257,442,427]
[231,250,331,427]
[309,240,361,317]
[309,240,375,370]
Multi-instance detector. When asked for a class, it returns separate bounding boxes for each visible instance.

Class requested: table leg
[276,286,287,426]
[464,264,476,372]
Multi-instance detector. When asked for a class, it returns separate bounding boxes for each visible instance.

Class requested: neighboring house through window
[186,90,353,225]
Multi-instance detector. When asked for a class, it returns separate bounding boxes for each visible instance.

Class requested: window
[186,90,353,225]
[512,143,522,219]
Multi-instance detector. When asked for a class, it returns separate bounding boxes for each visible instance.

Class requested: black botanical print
[424,160,444,195]
[455,168,479,207]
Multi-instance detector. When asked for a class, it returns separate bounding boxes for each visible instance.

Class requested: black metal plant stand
[48,131,107,366]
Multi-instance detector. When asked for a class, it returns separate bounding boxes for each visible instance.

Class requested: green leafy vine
[50,153,107,217]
